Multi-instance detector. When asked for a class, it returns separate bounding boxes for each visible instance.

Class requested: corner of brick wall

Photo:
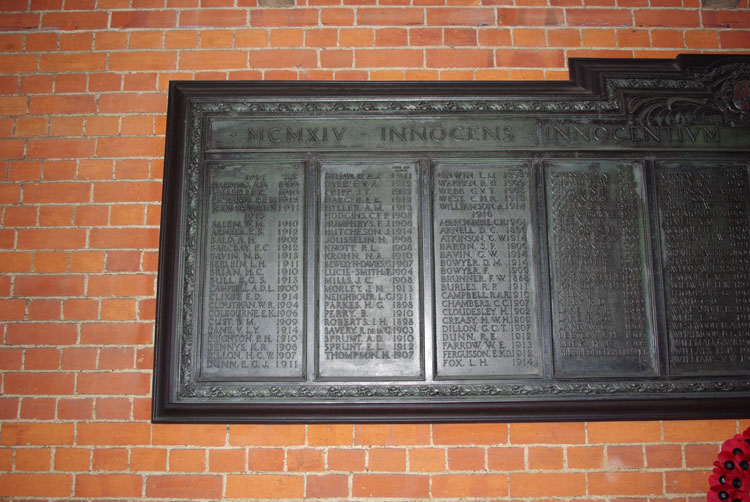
[1,0,749,499]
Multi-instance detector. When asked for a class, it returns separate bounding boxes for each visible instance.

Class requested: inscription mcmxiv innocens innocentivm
[154,55,750,422]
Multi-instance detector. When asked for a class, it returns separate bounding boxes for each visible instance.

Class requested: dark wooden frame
[153,54,750,423]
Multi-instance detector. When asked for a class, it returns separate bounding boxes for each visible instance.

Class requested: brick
[58,397,94,419]
[358,7,423,24]
[24,348,60,370]
[720,31,750,48]
[102,299,137,320]
[93,181,162,203]
[651,29,684,47]
[588,421,662,443]
[90,228,159,249]
[0,13,39,30]
[63,299,98,320]
[8,161,42,181]
[270,28,304,47]
[497,48,564,67]
[0,298,26,318]
[27,298,62,318]
[702,10,750,28]
[427,48,493,67]
[634,9,699,27]
[92,448,129,471]
[251,8,318,26]
[568,445,605,468]
[369,448,406,471]
[685,30,718,49]
[0,473,72,497]
[355,424,430,446]
[70,251,105,272]
[109,52,176,71]
[0,397,19,419]
[38,206,73,227]
[248,448,285,470]
[308,424,352,446]
[251,49,317,68]
[153,424,226,446]
[27,138,96,159]
[179,50,248,69]
[3,206,36,228]
[106,251,142,272]
[209,449,245,472]
[321,8,354,25]
[444,27,477,45]
[487,446,525,470]
[80,322,153,345]
[328,448,366,471]
[23,182,90,203]
[16,228,85,249]
[179,9,247,27]
[99,347,135,370]
[234,29,267,47]
[528,446,564,469]
[447,447,485,470]
[87,275,154,297]
[131,448,167,471]
[0,139,24,159]
[498,7,563,25]
[306,474,348,498]
[77,422,150,445]
[287,448,325,472]
[39,53,106,72]
[607,445,644,468]
[509,422,585,444]
[0,96,26,116]
[97,137,164,157]
[352,474,429,498]
[666,470,707,493]
[199,30,234,48]
[60,348,96,370]
[146,475,222,498]
[2,423,74,445]
[15,117,48,137]
[226,474,304,498]
[434,424,507,445]
[0,54,36,73]
[356,49,423,67]
[0,253,32,274]
[588,472,663,495]
[76,474,142,497]
[111,10,176,28]
[5,372,75,395]
[78,372,150,395]
[427,7,494,25]
[170,449,206,472]
[510,472,587,497]
[684,444,716,468]
[662,420,736,442]
[54,448,91,471]
[567,8,632,26]
[433,474,508,497]
[230,425,305,446]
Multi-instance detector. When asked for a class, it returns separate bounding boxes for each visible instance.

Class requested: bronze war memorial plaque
[153,55,750,423]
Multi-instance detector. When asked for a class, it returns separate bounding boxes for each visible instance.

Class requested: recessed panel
[657,162,750,375]
[317,162,422,380]
[433,162,541,378]
[545,160,656,377]
[200,163,305,380]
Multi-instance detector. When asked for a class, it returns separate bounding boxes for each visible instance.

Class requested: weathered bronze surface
[153,55,750,423]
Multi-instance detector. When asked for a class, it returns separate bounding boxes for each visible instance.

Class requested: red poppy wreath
[708,427,750,502]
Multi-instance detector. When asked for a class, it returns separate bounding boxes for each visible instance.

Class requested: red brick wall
[1,0,749,499]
